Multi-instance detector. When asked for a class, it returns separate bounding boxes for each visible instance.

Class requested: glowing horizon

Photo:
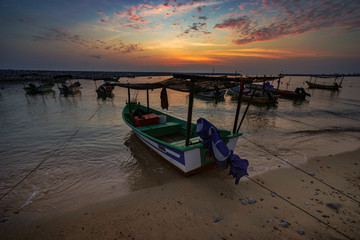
[1,0,359,74]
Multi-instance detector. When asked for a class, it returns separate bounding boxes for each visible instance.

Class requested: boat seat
[136,122,181,131]
[148,121,181,130]
[139,121,183,137]
[136,125,152,131]
[171,136,202,147]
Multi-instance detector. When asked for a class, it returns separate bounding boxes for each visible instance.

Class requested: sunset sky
[1,0,359,74]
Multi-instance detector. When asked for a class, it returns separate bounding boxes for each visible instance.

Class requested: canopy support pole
[185,80,195,146]
[233,79,244,134]
[127,86,131,115]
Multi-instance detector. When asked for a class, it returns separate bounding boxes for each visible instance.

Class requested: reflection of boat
[24,82,54,94]
[59,81,81,95]
[122,102,242,175]
[305,75,343,90]
[229,86,278,104]
[96,82,114,98]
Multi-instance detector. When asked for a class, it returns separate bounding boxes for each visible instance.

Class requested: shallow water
[0,75,359,218]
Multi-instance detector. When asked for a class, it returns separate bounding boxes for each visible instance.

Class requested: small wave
[290,127,360,135]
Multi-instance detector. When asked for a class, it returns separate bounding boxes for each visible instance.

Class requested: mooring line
[241,135,360,205]
[246,176,353,240]
[0,103,105,201]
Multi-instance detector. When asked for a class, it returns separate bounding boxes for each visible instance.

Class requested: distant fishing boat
[267,88,310,100]
[305,81,341,90]
[305,75,344,90]
[95,81,114,98]
[195,88,226,99]
[246,82,310,100]
[23,82,54,94]
[229,86,278,104]
[58,81,81,95]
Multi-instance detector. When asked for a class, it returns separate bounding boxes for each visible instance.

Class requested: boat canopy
[113,74,283,92]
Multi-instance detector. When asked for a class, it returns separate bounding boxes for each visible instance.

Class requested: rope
[246,176,353,240]
[0,103,104,201]
[241,135,360,205]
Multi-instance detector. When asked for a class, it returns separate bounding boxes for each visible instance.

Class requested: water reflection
[123,132,182,191]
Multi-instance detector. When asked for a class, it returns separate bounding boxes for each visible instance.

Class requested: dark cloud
[196,5,205,13]
[214,0,360,45]
[183,22,211,35]
[91,55,102,59]
[198,16,208,21]
[113,41,144,54]
[33,26,143,54]
[33,27,87,45]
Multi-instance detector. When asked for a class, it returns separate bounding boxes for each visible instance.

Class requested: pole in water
[146,89,149,113]
[339,76,344,87]
[233,79,244,134]
[237,89,256,133]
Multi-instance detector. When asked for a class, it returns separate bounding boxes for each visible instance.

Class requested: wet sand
[1,149,359,239]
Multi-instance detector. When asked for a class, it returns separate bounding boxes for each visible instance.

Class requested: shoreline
[1,148,359,239]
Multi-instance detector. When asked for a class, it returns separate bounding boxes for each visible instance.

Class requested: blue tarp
[196,118,249,184]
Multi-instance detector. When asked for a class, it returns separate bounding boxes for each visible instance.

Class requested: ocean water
[0,75,359,220]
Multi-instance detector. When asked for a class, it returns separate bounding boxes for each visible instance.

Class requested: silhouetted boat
[229,86,278,104]
[96,82,114,98]
[59,81,81,95]
[305,75,344,90]
[24,82,54,94]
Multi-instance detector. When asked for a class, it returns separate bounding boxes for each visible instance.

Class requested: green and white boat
[122,102,242,175]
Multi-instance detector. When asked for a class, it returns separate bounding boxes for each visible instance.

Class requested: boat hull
[245,83,309,99]
[123,103,241,175]
[196,89,226,99]
[96,83,114,98]
[24,82,54,94]
[59,86,81,94]
[305,81,340,90]
[267,89,306,100]
[229,87,278,104]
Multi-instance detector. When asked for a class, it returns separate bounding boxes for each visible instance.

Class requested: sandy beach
[1,148,359,240]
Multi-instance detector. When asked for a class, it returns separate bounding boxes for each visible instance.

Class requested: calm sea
[0,75,359,220]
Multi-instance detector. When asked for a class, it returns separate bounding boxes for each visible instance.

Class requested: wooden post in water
[237,89,256,133]
[185,79,195,146]
[339,76,344,86]
[277,75,281,90]
[233,79,244,134]
[262,78,266,94]
[146,88,149,113]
